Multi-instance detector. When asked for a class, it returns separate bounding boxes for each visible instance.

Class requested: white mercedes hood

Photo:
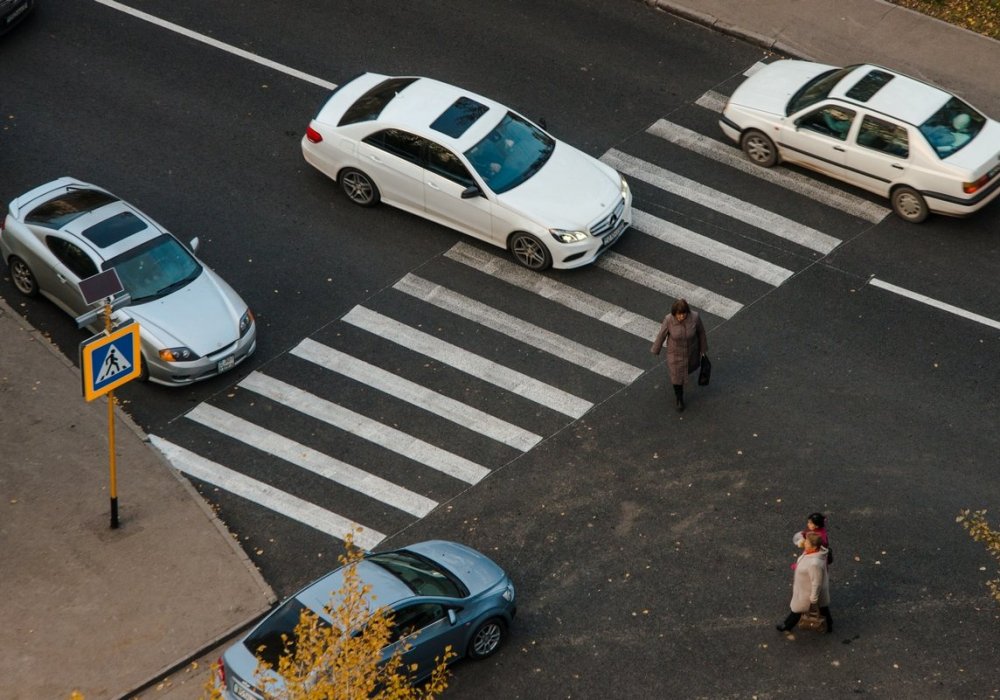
[496,141,622,230]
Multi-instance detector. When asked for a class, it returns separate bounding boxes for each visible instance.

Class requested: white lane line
[605,149,841,255]
[344,306,593,419]
[445,243,662,340]
[695,90,728,113]
[646,119,890,224]
[596,252,744,320]
[869,278,1000,330]
[93,0,337,90]
[632,209,793,286]
[744,61,768,77]
[239,372,490,485]
[292,338,542,452]
[186,404,438,518]
[149,435,384,549]
[394,274,644,385]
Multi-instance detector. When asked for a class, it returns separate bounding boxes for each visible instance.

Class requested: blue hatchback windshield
[464,112,554,194]
[102,234,201,304]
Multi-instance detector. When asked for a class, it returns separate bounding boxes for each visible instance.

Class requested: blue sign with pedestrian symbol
[80,323,142,401]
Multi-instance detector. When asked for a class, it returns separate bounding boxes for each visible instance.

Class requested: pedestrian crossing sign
[80,323,142,401]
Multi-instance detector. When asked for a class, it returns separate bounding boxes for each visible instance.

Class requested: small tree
[207,532,454,699]
[957,509,1000,604]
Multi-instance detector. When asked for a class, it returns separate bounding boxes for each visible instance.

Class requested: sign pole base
[110,496,119,529]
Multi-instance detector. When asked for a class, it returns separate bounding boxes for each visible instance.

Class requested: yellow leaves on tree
[207,532,454,699]
[957,509,1000,604]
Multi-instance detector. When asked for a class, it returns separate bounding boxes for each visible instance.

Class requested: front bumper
[145,325,257,386]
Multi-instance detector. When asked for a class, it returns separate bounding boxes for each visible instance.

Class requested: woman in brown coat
[650,298,707,412]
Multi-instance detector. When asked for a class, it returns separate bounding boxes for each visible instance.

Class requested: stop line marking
[869,278,1000,330]
[93,0,337,90]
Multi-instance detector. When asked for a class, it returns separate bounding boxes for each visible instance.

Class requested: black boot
[673,385,684,412]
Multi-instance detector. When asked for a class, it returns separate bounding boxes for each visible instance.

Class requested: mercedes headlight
[549,228,589,243]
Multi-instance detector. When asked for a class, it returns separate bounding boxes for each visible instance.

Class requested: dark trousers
[673,384,684,401]
[783,606,833,631]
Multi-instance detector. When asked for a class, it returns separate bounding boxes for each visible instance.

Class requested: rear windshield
[919,97,986,158]
[243,598,326,669]
[25,189,118,229]
[339,77,417,126]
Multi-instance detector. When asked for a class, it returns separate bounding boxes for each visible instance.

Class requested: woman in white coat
[776,531,833,633]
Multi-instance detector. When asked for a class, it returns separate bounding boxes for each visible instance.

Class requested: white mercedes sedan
[720,61,1000,223]
[302,73,632,270]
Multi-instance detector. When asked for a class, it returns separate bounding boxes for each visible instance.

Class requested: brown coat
[650,310,707,385]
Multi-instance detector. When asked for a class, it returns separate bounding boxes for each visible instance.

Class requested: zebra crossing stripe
[445,243,662,340]
[239,371,490,484]
[186,404,438,518]
[695,90,728,113]
[291,338,543,452]
[149,435,385,550]
[343,306,593,419]
[631,208,794,286]
[394,274,644,384]
[645,118,890,225]
[605,149,841,257]
[596,252,744,319]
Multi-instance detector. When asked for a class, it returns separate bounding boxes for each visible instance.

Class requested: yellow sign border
[81,323,142,401]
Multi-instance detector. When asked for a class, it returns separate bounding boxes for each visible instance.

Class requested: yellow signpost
[80,310,142,529]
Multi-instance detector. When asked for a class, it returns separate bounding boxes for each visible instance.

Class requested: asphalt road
[3,2,1000,697]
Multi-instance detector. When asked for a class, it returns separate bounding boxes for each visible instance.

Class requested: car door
[842,113,911,196]
[424,141,495,242]
[40,235,100,317]
[383,603,464,680]
[780,104,856,175]
[357,129,427,215]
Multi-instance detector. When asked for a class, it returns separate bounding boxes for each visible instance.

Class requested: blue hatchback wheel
[468,618,505,659]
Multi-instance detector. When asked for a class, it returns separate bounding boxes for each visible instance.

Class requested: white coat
[789,547,830,613]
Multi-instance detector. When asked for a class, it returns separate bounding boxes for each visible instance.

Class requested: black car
[0,0,34,35]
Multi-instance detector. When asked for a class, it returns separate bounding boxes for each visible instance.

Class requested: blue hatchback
[219,540,516,698]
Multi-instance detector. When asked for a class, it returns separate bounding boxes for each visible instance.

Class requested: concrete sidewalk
[0,299,274,699]
[655,0,1000,115]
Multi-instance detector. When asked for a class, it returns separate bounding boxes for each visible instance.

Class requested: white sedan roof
[833,64,951,126]
[374,77,509,150]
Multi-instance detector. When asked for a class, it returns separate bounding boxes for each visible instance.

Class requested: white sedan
[302,73,632,270]
[720,61,1000,223]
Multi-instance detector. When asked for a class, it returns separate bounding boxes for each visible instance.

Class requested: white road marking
[445,243,662,340]
[149,435,384,549]
[744,61,768,77]
[393,274,644,385]
[869,278,1000,330]
[92,0,337,90]
[344,306,593,419]
[239,371,490,484]
[695,90,728,113]
[186,404,438,518]
[291,338,543,452]
[596,252,744,319]
[605,149,841,256]
[632,209,793,286]
[645,119,890,224]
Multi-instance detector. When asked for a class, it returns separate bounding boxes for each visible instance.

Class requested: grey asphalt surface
[4,1,999,698]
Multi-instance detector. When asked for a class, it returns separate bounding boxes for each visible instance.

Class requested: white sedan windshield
[464,112,554,194]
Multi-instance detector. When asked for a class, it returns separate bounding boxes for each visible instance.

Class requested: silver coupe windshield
[103,234,202,304]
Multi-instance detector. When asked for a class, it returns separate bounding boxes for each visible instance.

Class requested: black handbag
[698,355,711,386]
